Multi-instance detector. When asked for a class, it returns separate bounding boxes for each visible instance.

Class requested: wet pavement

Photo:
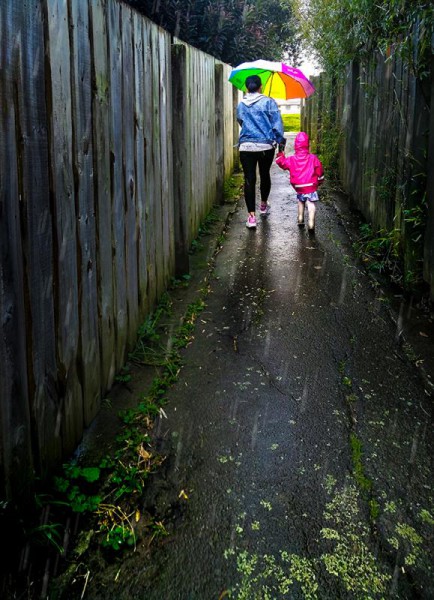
[70,135,433,599]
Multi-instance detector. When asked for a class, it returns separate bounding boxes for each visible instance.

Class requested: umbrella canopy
[229,59,315,100]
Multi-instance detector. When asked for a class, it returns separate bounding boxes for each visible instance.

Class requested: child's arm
[275,152,290,171]
[315,156,325,185]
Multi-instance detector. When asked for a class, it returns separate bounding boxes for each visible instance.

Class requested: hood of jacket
[241,92,267,107]
[294,131,310,153]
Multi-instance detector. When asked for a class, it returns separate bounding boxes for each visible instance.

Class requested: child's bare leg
[298,201,305,225]
[307,200,316,230]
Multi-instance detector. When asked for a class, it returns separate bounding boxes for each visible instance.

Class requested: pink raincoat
[276,132,324,195]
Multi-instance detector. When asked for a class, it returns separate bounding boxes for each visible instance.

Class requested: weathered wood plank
[90,0,116,391]
[46,0,83,456]
[159,33,173,285]
[151,23,163,299]
[17,0,60,476]
[172,43,190,276]
[423,46,434,297]
[108,0,128,369]
[215,63,224,204]
[69,0,101,425]
[143,19,156,310]
[133,14,148,314]
[0,2,34,499]
[121,5,139,347]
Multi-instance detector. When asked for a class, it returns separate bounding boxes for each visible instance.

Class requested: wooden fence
[0,0,239,503]
[302,46,434,297]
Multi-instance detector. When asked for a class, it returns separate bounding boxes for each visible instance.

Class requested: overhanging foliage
[294,0,433,77]
[125,0,301,64]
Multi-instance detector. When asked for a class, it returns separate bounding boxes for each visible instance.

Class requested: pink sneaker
[246,215,257,228]
[259,203,270,216]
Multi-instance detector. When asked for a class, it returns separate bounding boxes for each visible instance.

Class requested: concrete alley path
[81,136,434,599]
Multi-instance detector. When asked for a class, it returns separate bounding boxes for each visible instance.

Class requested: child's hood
[294,131,310,152]
[241,92,267,107]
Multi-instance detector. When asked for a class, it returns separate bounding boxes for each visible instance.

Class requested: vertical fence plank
[423,48,434,298]
[69,0,101,425]
[172,43,190,276]
[0,2,34,499]
[18,0,59,475]
[143,19,157,309]
[223,64,237,181]
[151,24,164,297]
[47,0,83,455]
[108,1,127,369]
[232,86,240,171]
[215,63,224,204]
[121,5,139,347]
[159,33,174,285]
[90,0,116,391]
[134,14,148,314]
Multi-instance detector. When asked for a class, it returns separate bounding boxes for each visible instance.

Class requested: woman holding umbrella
[237,74,286,228]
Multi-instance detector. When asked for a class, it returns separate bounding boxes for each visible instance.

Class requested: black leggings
[239,148,275,213]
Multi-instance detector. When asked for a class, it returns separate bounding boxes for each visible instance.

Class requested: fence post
[171,43,189,276]
[215,63,224,204]
[232,86,240,170]
[423,49,434,299]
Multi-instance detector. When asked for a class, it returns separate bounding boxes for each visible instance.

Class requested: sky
[299,56,321,79]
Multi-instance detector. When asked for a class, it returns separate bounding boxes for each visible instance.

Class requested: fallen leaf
[179,489,189,500]
[139,447,152,461]
[419,331,429,337]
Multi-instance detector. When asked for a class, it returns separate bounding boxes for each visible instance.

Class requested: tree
[125,0,301,65]
[294,0,433,76]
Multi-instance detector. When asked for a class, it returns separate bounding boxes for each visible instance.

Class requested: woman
[237,75,286,228]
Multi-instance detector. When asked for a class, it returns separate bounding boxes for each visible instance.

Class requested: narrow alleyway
[76,135,433,599]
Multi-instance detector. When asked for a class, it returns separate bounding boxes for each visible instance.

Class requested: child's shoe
[246,215,257,228]
[259,202,270,217]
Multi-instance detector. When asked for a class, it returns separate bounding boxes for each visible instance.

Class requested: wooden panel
[143,19,157,309]
[133,13,148,313]
[159,33,173,285]
[90,0,116,391]
[121,5,139,347]
[222,63,236,179]
[69,0,101,425]
[18,0,60,475]
[423,47,434,297]
[108,0,127,369]
[151,23,163,298]
[0,2,34,499]
[172,43,190,276]
[46,0,83,456]
[215,63,224,203]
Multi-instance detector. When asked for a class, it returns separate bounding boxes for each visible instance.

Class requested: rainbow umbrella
[229,59,315,100]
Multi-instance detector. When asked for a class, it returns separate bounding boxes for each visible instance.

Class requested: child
[276,132,324,231]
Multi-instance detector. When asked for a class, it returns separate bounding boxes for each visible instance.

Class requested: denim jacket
[237,93,285,147]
